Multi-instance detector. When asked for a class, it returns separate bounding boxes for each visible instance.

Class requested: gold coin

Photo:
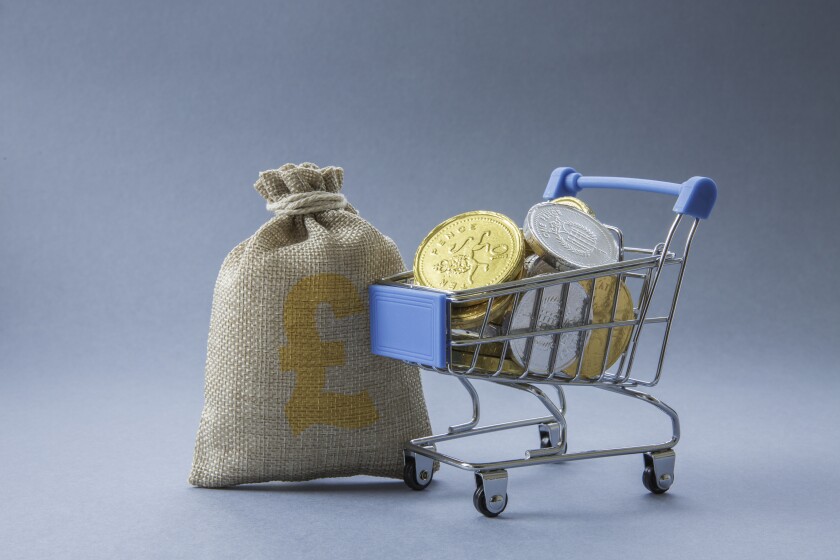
[414,211,524,292]
[451,350,524,376]
[521,229,535,258]
[451,294,514,329]
[563,276,634,379]
[550,196,596,217]
[450,266,524,328]
[452,324,506,356]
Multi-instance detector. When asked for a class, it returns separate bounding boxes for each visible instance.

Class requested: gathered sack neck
[254,162,352,216]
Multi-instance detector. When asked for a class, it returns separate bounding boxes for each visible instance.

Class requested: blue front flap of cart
[369,284,448,369]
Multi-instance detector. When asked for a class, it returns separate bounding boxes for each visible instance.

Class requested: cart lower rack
[370,167,717,516]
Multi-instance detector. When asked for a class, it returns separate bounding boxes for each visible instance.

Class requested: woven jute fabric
[189,163,432,487]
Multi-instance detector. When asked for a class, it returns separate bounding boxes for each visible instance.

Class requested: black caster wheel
[642,466,668,494]
[473,486,508,517]
[403,458,433,491]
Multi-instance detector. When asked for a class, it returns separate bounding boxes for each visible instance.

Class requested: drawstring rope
[266,191,348,216]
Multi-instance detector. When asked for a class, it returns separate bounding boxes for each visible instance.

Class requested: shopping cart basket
[369,167,717,516]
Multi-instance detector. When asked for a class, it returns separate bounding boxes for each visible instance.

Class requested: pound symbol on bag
[280,274,380,435]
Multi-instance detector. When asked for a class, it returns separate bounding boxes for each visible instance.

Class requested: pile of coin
[413,210,524,329]
[413,198,635,379]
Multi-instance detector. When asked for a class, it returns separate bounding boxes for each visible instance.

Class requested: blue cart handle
[543,167,717,220]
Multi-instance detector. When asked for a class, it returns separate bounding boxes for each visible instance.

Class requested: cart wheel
[403,458,433,491]
[642,466,668,494]
[642,449,675,494]
[473,486,507,518]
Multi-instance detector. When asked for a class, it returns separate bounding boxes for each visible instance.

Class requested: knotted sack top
[255,162,354,216]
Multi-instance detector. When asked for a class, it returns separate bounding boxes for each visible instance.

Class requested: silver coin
[523,203,619,270]
[509,281,590,375]
[524,254,561,277]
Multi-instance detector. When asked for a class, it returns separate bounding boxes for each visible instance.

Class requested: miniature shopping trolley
[369,167,717,517]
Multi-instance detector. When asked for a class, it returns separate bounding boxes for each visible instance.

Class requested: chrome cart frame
[369,167,716,516]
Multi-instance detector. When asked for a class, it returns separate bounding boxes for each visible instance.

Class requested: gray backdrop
[2,1,839,558]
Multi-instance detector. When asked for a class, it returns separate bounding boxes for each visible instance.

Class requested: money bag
[189,163,432,487]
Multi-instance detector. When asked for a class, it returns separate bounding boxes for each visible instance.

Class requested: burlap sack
[189,163,432,487]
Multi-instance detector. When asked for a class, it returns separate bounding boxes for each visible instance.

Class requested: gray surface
[2,1,839,558]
